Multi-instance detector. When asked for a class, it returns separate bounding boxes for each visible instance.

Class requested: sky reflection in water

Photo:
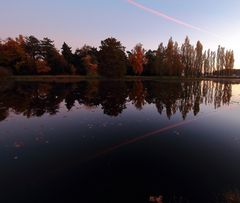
[0,80,240,203]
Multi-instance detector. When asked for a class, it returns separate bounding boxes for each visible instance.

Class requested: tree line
[0,35,235,77]
[0,80,231,120]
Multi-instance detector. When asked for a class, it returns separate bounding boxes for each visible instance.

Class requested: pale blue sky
[1,0,240,67]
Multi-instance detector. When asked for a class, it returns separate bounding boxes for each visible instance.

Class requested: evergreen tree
[98,38,127,78]
[24,35,41,60]
[61,42,74,64]
[41,38,68,74]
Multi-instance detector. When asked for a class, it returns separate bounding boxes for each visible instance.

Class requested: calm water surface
[0,80,240,203]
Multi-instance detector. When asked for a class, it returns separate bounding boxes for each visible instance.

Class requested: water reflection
[0,80,232,121]
[221,190,240,203]
[149,189,240,203]
[149,195,163,203]
[0,80,240,203]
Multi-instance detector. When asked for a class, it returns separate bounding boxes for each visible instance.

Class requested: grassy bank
[0,75,101,82]
[1,75,240,83]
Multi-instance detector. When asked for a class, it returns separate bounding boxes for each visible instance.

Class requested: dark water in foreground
[0,80,240,203]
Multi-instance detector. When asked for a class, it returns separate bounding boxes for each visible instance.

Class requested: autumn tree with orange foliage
[129,43,147,75]
[129,80,147,110]
[0,35,36,75]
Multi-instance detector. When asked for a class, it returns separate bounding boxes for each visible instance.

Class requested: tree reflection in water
[0,80,233,122]
[221,189,240,203]
[0,80,239,203]
[149,189,240,203]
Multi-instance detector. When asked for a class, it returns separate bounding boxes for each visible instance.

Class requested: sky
[1,0,240,68]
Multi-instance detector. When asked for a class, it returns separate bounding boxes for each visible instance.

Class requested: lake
[0,80,240,203]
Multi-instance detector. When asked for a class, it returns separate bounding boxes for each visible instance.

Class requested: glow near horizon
[0,0,239,68]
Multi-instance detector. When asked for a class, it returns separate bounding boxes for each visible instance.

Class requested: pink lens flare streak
[88,103,238,160]
[127,0,222,39]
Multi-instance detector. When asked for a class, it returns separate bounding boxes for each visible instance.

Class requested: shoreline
[1,75,240,83]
